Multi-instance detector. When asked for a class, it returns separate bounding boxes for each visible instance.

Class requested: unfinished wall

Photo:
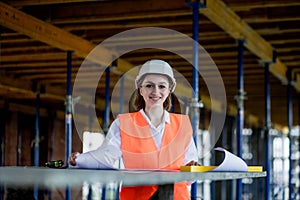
[1,107,83,199]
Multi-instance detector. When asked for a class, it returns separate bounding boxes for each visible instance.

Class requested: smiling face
[139,74,171,110]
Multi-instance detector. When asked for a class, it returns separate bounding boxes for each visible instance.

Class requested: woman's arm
[183,138,201,166]
[68,119,122,169]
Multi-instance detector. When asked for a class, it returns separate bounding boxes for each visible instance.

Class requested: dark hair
[132,89,172,111]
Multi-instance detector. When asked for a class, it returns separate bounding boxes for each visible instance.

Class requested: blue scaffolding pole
[236,39,245,200]
[286,69,293,200]
[87,105,94,200]
[0,102,7,200]
[48,110,55,200]
[65,51,73,200]
[101,67,111,200]
[298,92,300,199]
[298,93,300,200]
[104,67,110,131]
[185,1,206,199]
[264,63,271,200]
[17,113,22,166]
[191,1,199,199]
[34,92,40,200]
[115,73,124,200]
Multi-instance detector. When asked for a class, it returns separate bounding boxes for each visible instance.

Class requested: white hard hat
[135,59,176,92]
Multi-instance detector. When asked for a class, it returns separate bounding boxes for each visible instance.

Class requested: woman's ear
[139,87,144,97]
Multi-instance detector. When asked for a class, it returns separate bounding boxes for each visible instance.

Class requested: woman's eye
[145,84,153,88]
[159,85,166,89]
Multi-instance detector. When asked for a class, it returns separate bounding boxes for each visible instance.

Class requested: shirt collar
[139,109,171,124]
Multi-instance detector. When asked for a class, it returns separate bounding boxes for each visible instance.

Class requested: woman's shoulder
[169,112,188,117]
[117,111,140,118]
[169,112,190,121]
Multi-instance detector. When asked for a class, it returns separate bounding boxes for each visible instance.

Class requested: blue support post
[34,92,40,200]
[65,51,73,200]
[286,69,293,200]
[104,67,110,130]
[0,31,3,164]
[116,74,124,200]
[102,67,111,200]
[200,106,206,197]
[0,102,7,200]
[17,113,22,166]
[298,92,300,199]
[34,93,40,167]
[0,27,4,197]
[185,1,206,199]
[264,63,271,200]
[48,110,55,200]
[0,108,4,167]
[86,105,94,200]
[87,105,93,200]
[191,1,199,100]
[0,26,4,193]
[191,1,199,199]
[236,39,245,200]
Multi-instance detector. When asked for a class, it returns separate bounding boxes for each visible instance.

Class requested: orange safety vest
[118,111,193,200]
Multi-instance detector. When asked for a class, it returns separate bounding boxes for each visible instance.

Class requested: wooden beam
[62,20,193,32]
[0,2,114,66]
[1,60,83,68]
[0,76,110,119]
[270,38,300,45]
[0,77,66,101]
[269,59,288,84]
[201,0,300,91]
[0,76,33,91]
[1,52,67,62]
[202,0,273,61]
[246,17,300,24]
[227,0,300,11]
[7,0,108,7]
[0,37,34,44]
[52,10,192,25]
[3,101,103,130]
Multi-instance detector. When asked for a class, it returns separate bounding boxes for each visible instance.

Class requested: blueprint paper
[211,147,248,172]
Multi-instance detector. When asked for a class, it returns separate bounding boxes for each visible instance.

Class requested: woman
[69,59,199,200]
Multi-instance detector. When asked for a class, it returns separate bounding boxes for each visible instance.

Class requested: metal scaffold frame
[185,0,207,198]
[236,39,246,200]
[65,50,73,200]
[287,68,293,200]
[264,62,271,200]
[34,92,40,199]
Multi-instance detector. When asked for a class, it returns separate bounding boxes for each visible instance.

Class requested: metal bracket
[65,95,73,114]
[189,98,204,109]
[235,90,247,107]
[69,96,81,114]
[263,123,273,131]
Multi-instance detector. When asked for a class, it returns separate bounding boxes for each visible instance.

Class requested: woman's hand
[68,152,80,166]
[185,160,201,166]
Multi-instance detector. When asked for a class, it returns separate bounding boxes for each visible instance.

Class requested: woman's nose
[152,85,159,93]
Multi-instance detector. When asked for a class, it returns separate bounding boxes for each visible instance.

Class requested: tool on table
[45,160,64,168]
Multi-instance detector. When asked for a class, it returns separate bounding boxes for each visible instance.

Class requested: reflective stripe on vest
[119,111,192,200]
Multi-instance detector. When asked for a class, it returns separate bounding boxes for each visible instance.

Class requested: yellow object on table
[180,166,263,172]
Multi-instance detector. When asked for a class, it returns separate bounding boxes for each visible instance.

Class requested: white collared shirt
[75,110,198,169]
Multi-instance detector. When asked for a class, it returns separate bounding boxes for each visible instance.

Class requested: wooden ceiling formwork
[1,0,300,130]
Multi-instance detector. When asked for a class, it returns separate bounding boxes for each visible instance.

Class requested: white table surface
[0,166,267,188]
